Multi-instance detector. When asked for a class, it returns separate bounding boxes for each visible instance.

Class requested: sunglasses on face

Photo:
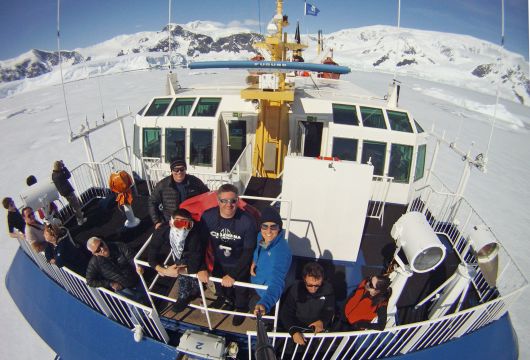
[218,198,238,205]
[366,277,378,291]
[261,223,280,231]
[172,167,186,173]
[172,218,194,230]
[95,242,105,254]
[304,280,322,288]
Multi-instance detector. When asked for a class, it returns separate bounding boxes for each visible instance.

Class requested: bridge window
[415,144,427,181]
[332,137,358,161]
[389,144,413,183]
[165,129,186,163]
[145,98,172,116]
[362,141,386,176]
[387,110,413,133]
[192,98,221,117]
[360,107,386,129]
[168,98,195,116]
[190,129,213,166]
[332,104,359,126]
[142,128,161,158]
[414,120,425,133]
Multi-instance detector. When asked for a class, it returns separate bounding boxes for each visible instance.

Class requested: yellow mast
[241,0,306,178]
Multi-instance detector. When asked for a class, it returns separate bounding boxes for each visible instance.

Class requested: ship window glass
[415,144,427,181]
[133,124,141,157]
[190,129,213,166]
[389,144,413,183]
[142,128,161,158]
[138,104,147,116]
[192,97,221,117]
[145,98,172,116]
[165,129,186,163]
[362,141,386,176]
[332,137,358,161]
[168,98,195,116]
[360,107,387,129]
[332,104,359,126]
[414,120,425,133]
[387,110,413,133]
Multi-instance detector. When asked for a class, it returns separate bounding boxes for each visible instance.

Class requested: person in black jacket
[148,159,209,230]
[280,262,335,346]
[43,223,90,275]
[148,208,208,312]
[200,183,257,326]
[2,197,25,238]
[86,237,144,302]
[51,160,86,226]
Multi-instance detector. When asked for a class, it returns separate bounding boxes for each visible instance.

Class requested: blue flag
[304,2,320,16]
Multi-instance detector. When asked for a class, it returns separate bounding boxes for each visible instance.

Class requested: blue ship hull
[6,248,518,359]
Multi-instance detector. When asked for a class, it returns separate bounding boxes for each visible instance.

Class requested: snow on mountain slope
[0,23,528,105]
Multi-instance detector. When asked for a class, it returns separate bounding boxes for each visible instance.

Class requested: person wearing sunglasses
[86,236,145,302]
[200,183,257,326]
[280,262,335,346]
[249,206,292,319]
[148,159,209,230]
[147,208,208,313]
[338,274,392,331]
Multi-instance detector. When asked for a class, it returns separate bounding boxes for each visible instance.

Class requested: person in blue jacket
[250,206,292,316]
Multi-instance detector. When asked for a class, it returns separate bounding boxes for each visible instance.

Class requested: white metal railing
[16,237,169,343]
[53,147,134,224]
[367,175,393,223]
[407,183,527,302]
[228,141,254,194]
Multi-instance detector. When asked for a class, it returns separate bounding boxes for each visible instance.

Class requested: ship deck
[65,179,468,340]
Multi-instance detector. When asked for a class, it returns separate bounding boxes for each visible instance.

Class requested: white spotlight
[468,224,499,287]
[391,211,446,273]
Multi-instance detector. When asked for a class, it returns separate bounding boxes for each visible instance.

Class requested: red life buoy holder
[316,156,340,161]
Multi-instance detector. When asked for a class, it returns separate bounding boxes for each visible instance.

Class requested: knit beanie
[260,206,283,229]
[170,159,187,170]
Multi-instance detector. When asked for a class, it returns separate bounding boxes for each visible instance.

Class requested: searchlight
[468,224,499,287]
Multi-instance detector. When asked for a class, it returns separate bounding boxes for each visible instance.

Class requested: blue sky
[0,0,528,61]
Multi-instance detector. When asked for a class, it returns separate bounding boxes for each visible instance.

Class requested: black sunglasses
[95,242,105,254]
[172,167,186,173]
[304,281,321,288]
[261,223,280,231]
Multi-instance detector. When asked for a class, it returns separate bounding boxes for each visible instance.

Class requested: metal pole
[82,135,103,188]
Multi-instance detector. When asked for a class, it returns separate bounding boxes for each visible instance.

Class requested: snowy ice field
[0,67,529,359]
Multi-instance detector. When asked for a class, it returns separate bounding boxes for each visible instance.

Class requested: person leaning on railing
[280,262,335,346]
[334,274,392,331]
[51,160,86,226]
[147,208,208,313]
[43,223,90,276]
[2,197,25,238]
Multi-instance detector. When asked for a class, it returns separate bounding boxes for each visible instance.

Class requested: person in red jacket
[338,274,392,331]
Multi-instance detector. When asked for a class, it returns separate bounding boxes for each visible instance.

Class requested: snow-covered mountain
[0,21,528,105]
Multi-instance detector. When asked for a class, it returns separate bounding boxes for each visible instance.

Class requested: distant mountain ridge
[0,22,528,105]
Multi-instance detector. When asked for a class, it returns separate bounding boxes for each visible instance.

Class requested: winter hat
[170,159,187,171]
[260,206,283,229]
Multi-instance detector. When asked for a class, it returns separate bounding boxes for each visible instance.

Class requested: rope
[56,0,73,137]
[485,0,505,160]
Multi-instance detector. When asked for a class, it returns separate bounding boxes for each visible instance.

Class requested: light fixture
[266,20,278,34]
[468,224,499,287]
[391,211,446,273]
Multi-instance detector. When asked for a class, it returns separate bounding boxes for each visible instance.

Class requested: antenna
[168,0,172,71]
[56,0,74,138]
[485,0,505,162]
[392,0,402,81]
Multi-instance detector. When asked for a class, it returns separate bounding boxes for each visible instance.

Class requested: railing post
[87,287,117,320]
